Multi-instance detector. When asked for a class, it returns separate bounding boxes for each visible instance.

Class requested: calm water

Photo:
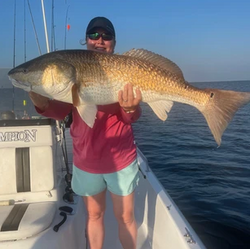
[1,81,250,248]
[133,81,250,249]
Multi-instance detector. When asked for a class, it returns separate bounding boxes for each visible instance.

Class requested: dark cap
[86,17,115,38]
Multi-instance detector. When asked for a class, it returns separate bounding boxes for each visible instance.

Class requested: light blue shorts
[71,159,140,197]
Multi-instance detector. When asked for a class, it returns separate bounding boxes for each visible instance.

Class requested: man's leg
[83,189,106,249]
[111,191,137,249]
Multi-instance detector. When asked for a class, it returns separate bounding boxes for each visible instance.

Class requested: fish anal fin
[148,100,174,121]
[72,84,80,107]
[76,105,97,128]
[199,88,250,146]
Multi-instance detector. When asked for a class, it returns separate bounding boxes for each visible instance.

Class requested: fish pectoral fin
[76,105,97,128]
[148,100,174,121]
[72,83,81,107]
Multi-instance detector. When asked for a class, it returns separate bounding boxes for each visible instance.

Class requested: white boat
[0,118,206,248]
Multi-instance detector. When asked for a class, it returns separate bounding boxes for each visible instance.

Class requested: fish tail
[199,89,250,146]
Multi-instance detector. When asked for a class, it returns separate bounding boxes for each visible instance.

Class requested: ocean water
[133,81,250,249]
[1,81,250,249]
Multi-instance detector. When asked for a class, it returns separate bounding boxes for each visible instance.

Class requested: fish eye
[22,69,29,73]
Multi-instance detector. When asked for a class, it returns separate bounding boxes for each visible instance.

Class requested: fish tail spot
[200,88,250,145]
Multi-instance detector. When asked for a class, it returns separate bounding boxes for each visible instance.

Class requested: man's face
[86,28,116,54]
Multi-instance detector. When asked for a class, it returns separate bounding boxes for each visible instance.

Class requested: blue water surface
[133,81,250,249]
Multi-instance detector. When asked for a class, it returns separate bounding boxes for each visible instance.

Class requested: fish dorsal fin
[148,100,174,121]
[123,49,184,80]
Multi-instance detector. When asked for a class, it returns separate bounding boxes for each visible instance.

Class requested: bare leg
[83,189,106,249]
[111,191,137,249]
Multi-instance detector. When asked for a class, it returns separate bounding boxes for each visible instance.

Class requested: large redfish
[8,49,250,145]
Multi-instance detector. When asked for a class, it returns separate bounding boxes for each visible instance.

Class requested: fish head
[8,53,76,98]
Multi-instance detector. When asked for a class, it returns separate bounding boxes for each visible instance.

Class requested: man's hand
[29,92,50,111]
[118,84,142,113]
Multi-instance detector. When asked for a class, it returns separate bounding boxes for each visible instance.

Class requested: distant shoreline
[2,80,250,89]
[192,79,250,83]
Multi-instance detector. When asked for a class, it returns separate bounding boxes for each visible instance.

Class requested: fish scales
[67,51,205,106]
[8,49,250,145]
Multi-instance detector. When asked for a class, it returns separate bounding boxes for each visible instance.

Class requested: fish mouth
[8,68,16,76]
[9,77,32,91]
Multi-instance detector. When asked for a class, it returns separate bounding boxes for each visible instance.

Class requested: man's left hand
[118,83,142,113]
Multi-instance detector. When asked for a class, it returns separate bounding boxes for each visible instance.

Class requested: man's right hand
[29,92,50,111]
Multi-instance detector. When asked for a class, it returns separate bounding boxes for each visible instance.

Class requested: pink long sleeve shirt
[36,101,141,174]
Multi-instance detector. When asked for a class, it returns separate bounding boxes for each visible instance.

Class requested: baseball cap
[86,17,116,38]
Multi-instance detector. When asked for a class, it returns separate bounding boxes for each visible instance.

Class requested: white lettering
[0,130,37,142]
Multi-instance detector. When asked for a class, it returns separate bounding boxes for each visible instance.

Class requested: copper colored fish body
[8,49,250,145]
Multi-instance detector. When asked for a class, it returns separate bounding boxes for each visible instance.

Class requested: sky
[0,0,250,82]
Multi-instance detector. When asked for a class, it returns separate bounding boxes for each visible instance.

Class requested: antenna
[41,0,50,53]
[24,0,26,62]
[51,0,56,51]
[13,0,16,68]
[12,0,17,112]
[23,0,28,116]
[27,0,42,55]
[64,5,70,49]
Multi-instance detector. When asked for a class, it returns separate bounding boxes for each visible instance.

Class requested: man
[29,17,141,249]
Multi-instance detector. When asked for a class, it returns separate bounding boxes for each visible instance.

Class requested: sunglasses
[87,32,113,41]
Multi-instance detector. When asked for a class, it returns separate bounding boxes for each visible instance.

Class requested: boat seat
[0,146,54,195]
[0,119,59,242]
[0,202,56,241]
